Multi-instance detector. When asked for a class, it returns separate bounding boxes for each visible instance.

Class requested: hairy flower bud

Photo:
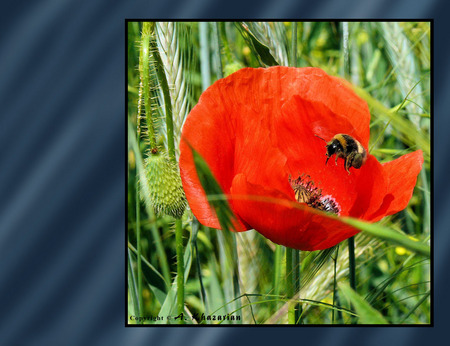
[145,151,186,219]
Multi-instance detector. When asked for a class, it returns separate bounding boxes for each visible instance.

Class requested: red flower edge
[179,66,424,250]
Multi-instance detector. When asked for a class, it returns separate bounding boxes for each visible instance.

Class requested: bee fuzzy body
[316,134,367,174]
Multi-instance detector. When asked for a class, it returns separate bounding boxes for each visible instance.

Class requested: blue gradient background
[0,0,443,345]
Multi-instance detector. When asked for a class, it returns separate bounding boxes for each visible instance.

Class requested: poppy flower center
[289,174,341,215]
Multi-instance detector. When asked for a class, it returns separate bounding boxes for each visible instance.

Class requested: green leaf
[339,283,389,324]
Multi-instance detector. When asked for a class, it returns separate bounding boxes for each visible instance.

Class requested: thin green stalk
[150,26,185,322]
[199,22,211,91]
[218,22,233,64]
[348,238,356,290]
[175,218,184,323]
[286,247,301,324]
[273,245,282,310]
[287,21,301,325]
[342,22,351,79]
[286,247,295,324]
[290,22,297,67]
[135,178,144,324]
[293,250,301,324]
[399,291,430,323]
[150,38,176,161]
[214,22,224,79]
[127,248,140,320]
[348,236,357,323]
[332,245,338,323]
[342,22,357,324]
[231,233,242,323]
[140,23,157,150]
[193,221,209,317]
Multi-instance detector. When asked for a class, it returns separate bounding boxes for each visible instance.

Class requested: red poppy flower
[179,66,424,251]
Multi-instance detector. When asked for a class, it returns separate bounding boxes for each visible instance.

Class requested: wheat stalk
[236,231,260,323]
[155,22,191,157]
[378,22,424,129]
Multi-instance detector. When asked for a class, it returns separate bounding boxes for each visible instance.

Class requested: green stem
[218,22,233,65]
[348,237,356,290]
[342,24,356,323]
[199,22,211,91]
[140,23,157,150]
[286,247,294,324]
[175,218,184,323]
[273,245,282,310]
[135,176,144,324]
[286,248,301,324]
[332,245,344,323]
[286,22,301,325]
[290,22,297,67]
[292,250,301,324]
[342,22,351,79]
[348,236,357,323]
[214,22,224,79]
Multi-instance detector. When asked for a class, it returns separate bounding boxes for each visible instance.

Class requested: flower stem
[293,249,301,323]
[286,248,301,324]
[273,245,282,310]
[286,247,294,324]
[348,236,357,323]
[286,22,301,325]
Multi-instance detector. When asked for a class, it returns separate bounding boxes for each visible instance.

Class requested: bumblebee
[315,134,367,174]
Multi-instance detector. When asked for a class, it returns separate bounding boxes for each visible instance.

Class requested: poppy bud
[145,151,186,219]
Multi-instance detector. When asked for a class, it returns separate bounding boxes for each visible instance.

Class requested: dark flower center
[289,174,341,215]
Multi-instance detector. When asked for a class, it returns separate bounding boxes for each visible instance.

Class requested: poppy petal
[348,155,387,219]
[367,150,424,221]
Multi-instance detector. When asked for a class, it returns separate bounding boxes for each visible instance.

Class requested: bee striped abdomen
[337,134,358,155]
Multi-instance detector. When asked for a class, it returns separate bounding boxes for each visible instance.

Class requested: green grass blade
[187,143,236,232]
[339,283,389,324]
[127,249,140,319]
[342,217,430,257]
[399,291,430,323]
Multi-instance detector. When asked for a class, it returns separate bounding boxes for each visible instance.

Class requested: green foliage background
[127,22,430,324]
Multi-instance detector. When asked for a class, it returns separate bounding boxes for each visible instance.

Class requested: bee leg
[325,156,330,165]
[335,155,338,166]
[345,158,351,175]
